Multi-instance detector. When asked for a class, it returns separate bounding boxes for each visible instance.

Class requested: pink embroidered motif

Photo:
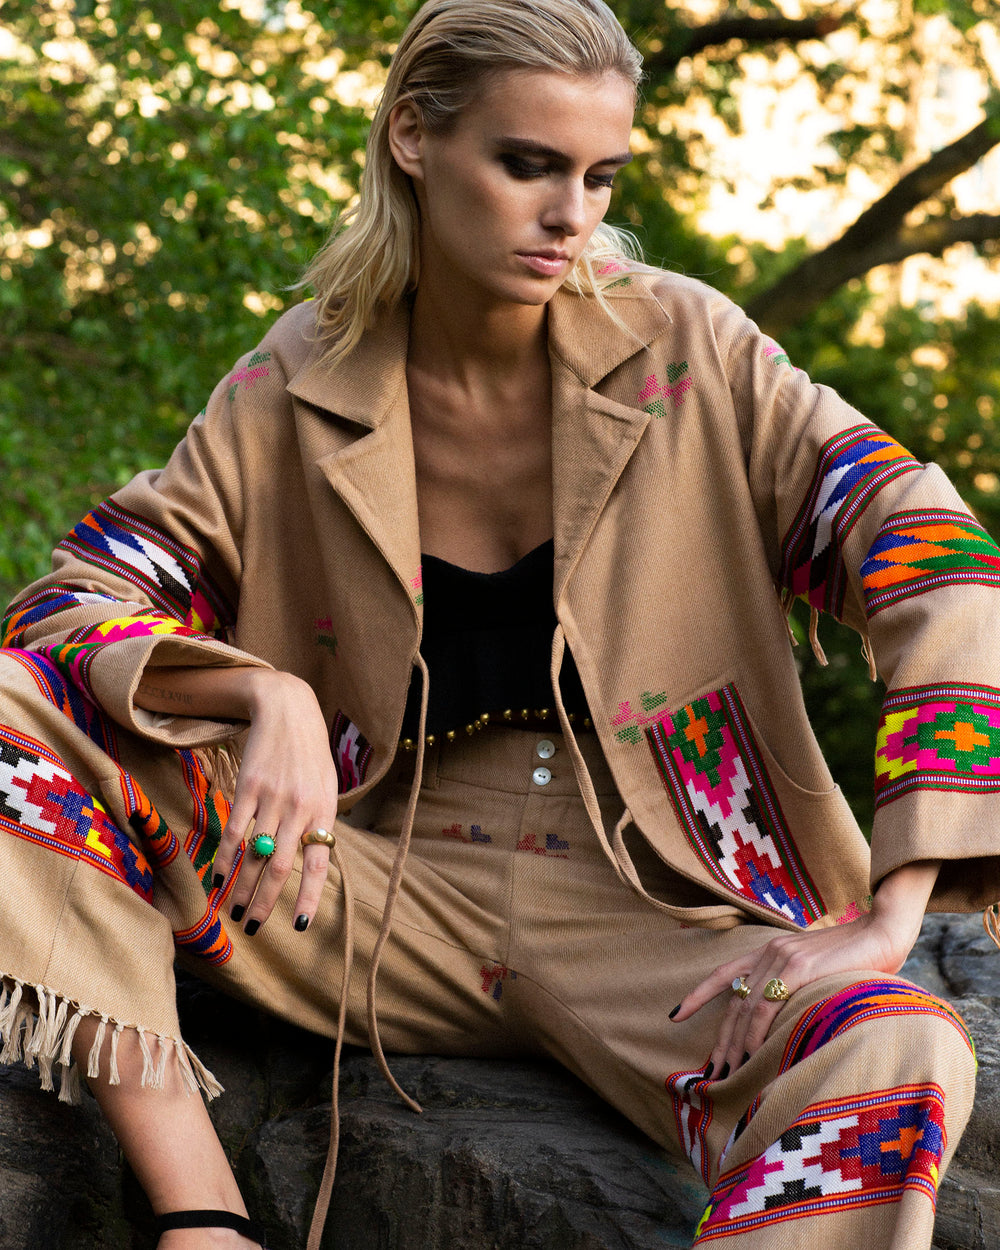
[611,691,671,745]
[411,567,424,607]
[836,899,871,925]
[226,350,271,400]
[638,365,693,416]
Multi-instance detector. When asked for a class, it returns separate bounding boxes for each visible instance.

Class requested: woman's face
[390,68,635,309]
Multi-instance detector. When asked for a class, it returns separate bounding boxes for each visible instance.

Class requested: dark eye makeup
[498,153,616,189]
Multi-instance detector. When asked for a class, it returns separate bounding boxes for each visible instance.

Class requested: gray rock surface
[0,913,997,1249]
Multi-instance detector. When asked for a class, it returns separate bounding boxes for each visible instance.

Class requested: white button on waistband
[536,739,556,760]
[532,766,552,787]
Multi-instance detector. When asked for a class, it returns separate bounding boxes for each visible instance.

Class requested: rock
[0,916,999,1250]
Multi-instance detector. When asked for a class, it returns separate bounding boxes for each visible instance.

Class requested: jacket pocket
[644,683,829,927]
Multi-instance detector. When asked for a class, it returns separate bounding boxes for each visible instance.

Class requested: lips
[517,250,571,277]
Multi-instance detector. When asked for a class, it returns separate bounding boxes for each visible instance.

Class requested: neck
[407,279,549,383]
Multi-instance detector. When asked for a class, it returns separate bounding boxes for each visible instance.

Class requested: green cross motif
[909,702,1000,768]
[665,698,730,787]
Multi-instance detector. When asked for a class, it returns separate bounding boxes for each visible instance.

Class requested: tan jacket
[6,272,999,928]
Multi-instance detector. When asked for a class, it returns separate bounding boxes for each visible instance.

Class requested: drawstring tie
[306,654,430,1249]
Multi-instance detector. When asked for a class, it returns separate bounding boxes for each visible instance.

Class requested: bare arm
[136,666,339,935]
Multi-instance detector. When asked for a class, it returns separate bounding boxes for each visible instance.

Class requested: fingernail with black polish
[294,914,310,932]
[718,1062,730,1080]
[703,1061,714,1080]
[244,919,260,937]
[668,1004,681,1020]
[231,905,245,923]
[212,873,224,891]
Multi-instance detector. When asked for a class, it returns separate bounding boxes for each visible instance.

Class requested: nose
[541,177,587,238]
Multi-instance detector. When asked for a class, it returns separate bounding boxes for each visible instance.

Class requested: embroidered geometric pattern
[226,349,271,401]
[611,688,671,746]
[442,822,492,844]
[516,831,569,857]
[2,586,122,648]
[693,1085,947,1242]
[665,1061,716,1185]
[411,568,424,607]
[55,500,234,636]
[331,710,373,792]
[2,649,117,753]
[638,363,693,416]
[646,685,825,925]
[0,725,154,902]
[779,424,922,617]
[480,962,516,1002]
[860,509,1000,617]
[764,342,794,369]
[126,765,234,966]
[778,980,975,1076]
[875,683,1000,809]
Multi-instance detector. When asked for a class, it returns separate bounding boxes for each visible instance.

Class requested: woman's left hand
[669,860,941,1079]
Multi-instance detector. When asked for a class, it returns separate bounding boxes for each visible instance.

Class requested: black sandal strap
[153,1208,267,1244]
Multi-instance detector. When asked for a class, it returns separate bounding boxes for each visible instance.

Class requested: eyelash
[499,155,616,190]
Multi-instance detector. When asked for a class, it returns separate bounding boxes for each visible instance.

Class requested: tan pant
[0,653,978,1247]
[202,728,975,1249]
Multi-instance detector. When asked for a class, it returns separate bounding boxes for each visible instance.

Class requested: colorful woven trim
[779,980,975,1074]
[665,1060,717,1185]
[875,683,1000,809]
[645,685,825,925]
[860,508,1000,617]
[0,724,154,902]
[53,500,234,636]
[779,424,922,617]
[694,1084,946,1242]
[2,587,122,649]
[2,650,117,754]
[331,710,373,793]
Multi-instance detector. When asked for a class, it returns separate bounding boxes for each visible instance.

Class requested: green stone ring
[252,833,276,860]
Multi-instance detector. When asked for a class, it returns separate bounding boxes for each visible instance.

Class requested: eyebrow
[494,137,633,167]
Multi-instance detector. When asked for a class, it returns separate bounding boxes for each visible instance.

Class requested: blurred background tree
[2,0,998,829]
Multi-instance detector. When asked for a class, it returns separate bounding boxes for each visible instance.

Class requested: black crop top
[398,539,590,741]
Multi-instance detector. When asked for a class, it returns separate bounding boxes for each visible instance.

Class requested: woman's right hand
[134,664,340,934]
[210,669,340,934]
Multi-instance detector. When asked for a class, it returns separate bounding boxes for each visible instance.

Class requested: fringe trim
[193,741,242,800]
[860,632,879,682]
[0,976,223,1105]
[808,608,829,667]
[984,904,1000,952]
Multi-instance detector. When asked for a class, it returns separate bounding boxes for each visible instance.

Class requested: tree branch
[745,115,1000,335]
[644,14,848,79]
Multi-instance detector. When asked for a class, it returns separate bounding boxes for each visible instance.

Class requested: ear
[387,102,426,182]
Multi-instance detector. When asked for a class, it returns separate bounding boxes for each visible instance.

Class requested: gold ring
[731,976,751,1000]
[763,977,790,1003]
[301,828,336,848]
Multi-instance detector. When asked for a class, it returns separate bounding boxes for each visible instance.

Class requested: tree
[2,0,998,828]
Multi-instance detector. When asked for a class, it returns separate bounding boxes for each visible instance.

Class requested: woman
[2,1,997,1247]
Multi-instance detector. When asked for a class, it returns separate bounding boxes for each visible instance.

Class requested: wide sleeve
[1,343,284,750]
[720,302,1000,913]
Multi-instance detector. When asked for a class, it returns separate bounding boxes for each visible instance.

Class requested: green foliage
[2,0,999,833]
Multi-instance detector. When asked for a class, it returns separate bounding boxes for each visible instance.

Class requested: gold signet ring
[763,977,790,1003]
[301,828,336,848]
[731,976,751,1000]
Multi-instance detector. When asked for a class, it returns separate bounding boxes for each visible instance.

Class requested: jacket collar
[285,279,673,420]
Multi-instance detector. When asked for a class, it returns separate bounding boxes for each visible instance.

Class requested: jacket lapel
[287,303,422,613]
[547,283,673,601]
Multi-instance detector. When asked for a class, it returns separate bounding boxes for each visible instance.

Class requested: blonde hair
[300,0,644,363]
